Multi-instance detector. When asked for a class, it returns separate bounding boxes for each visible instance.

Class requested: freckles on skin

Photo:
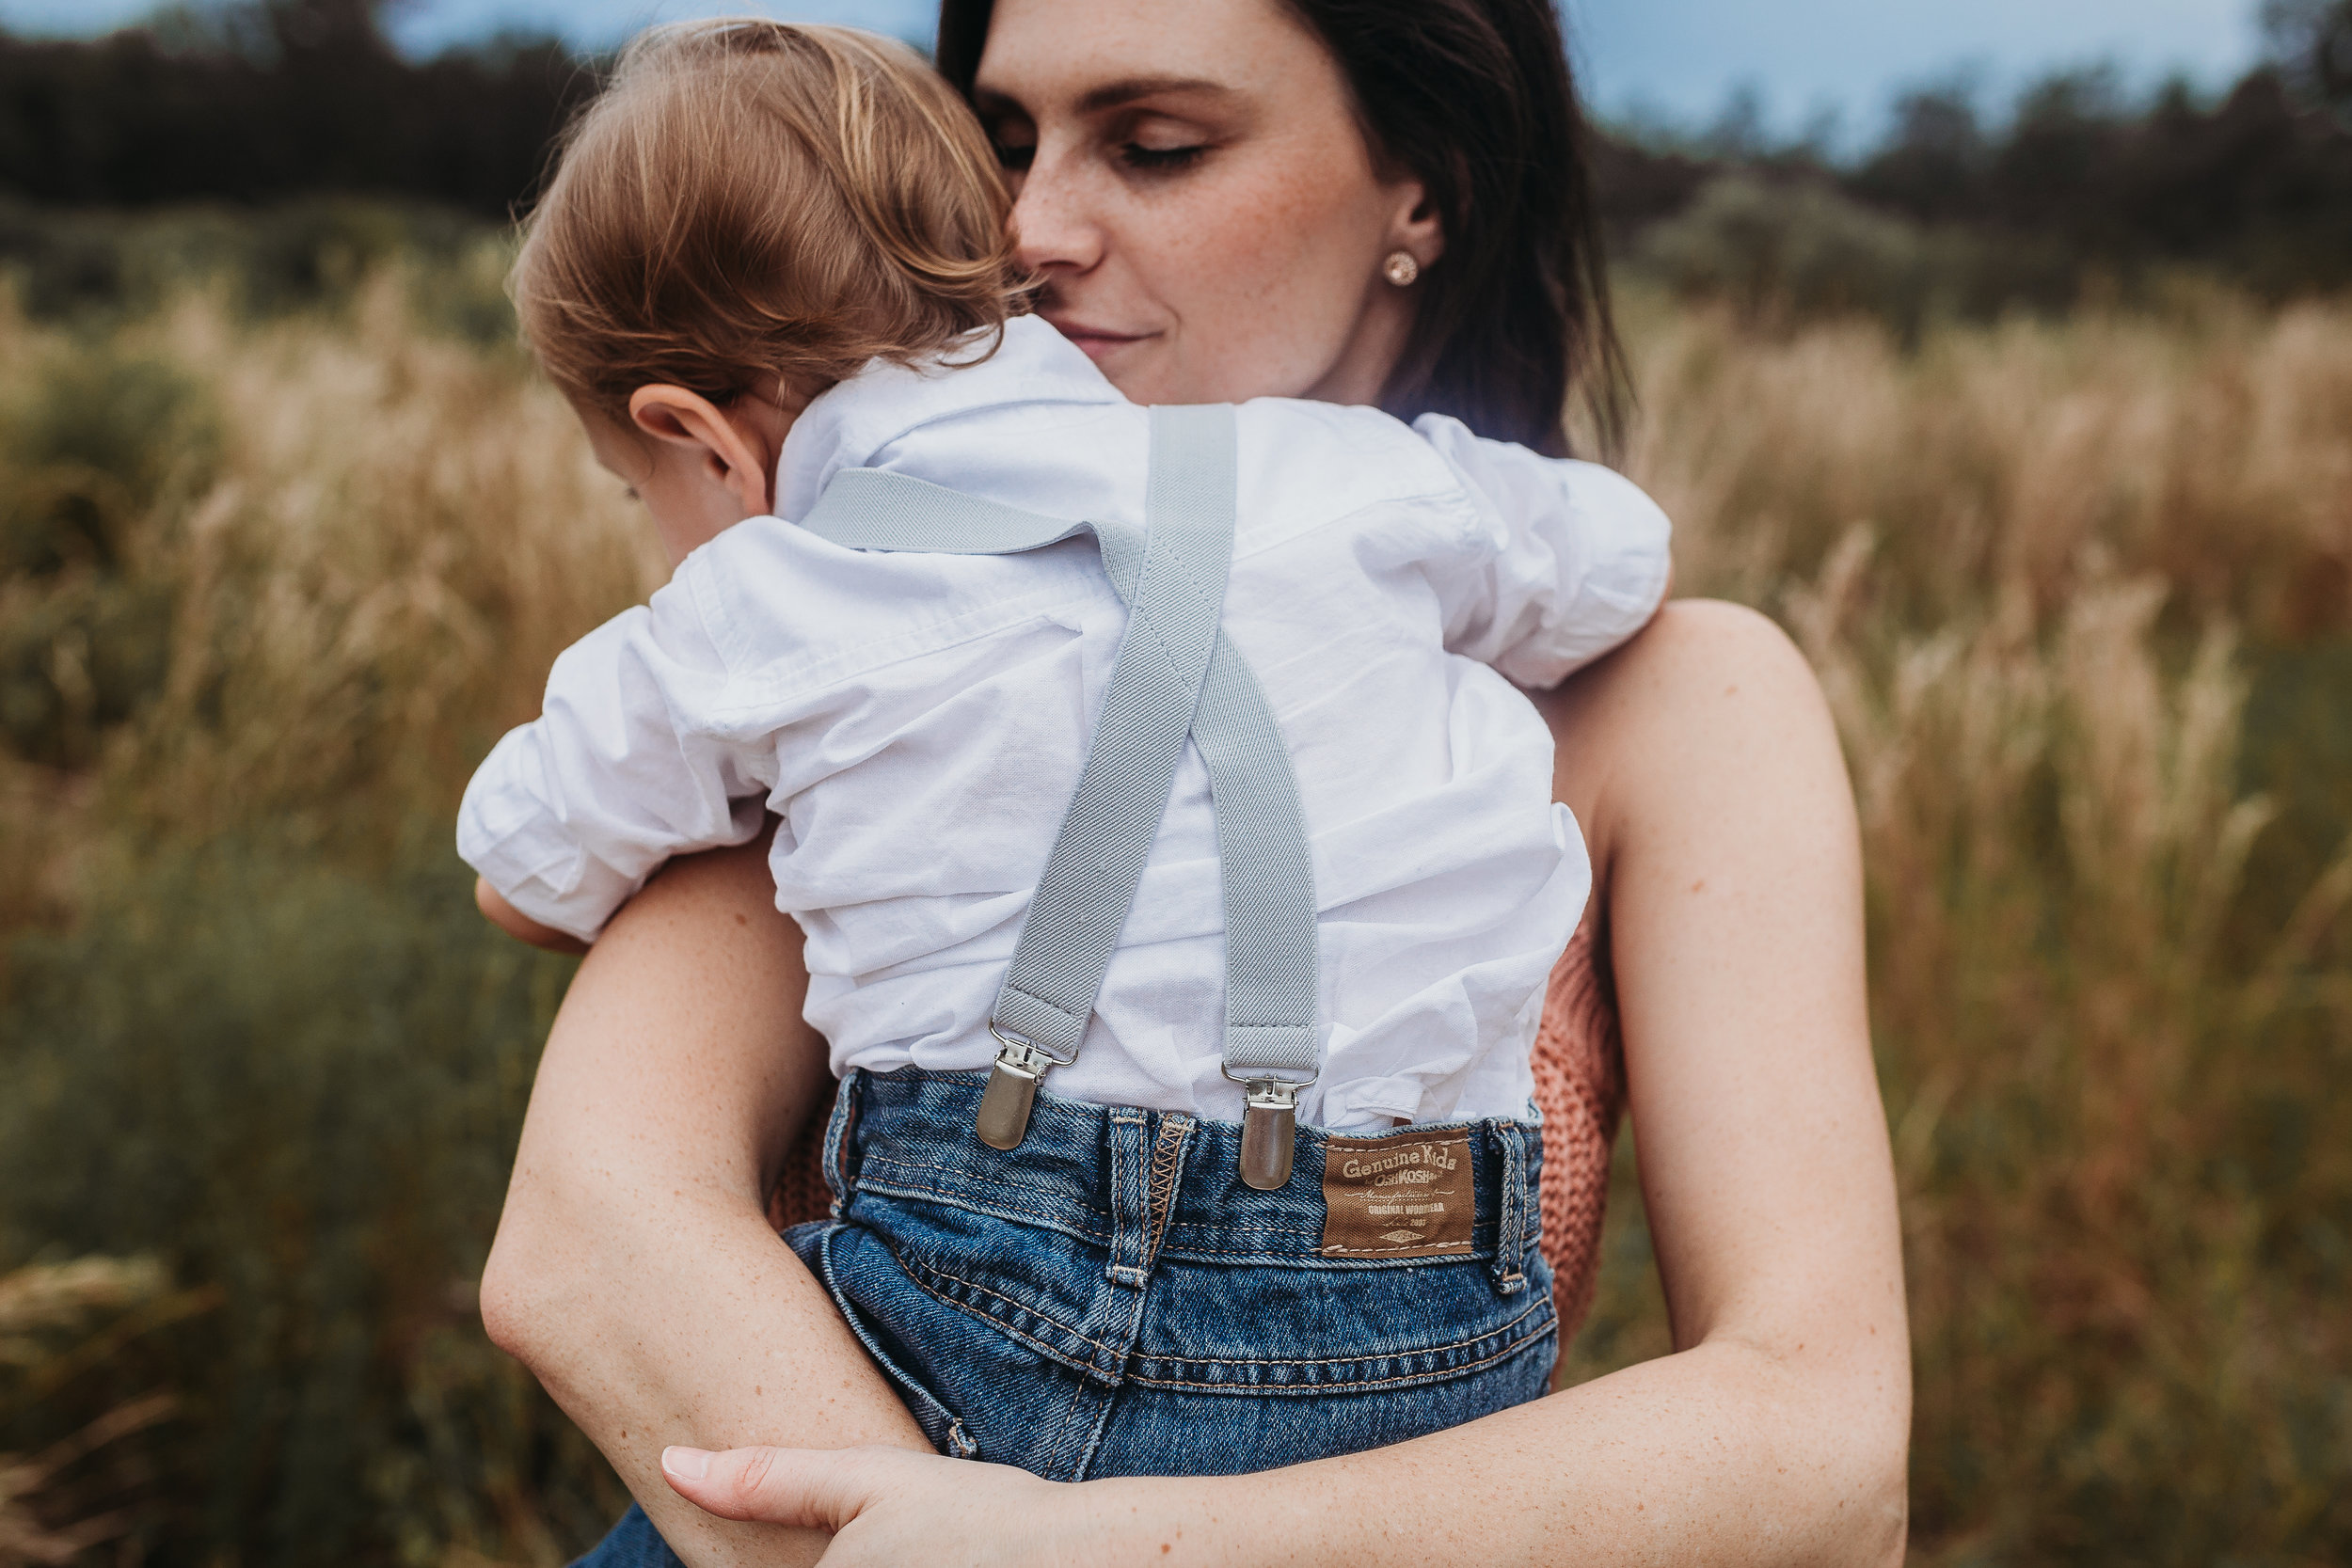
[1150,119,1390,398]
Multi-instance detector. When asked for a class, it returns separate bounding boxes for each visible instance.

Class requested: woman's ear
[1384,178,1446,272]
[628,385,777,517]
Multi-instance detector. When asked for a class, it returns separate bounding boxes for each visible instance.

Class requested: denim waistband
[828,1067,1544,1288]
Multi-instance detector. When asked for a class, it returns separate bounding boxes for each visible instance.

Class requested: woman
[478,1,1911,1563]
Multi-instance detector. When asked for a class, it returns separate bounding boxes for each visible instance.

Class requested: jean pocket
[786,1220,980,1460]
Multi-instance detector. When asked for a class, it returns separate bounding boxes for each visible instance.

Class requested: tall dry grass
[0,271,653,1563]
[8,275,660,847]
[0,1257,209,1566]
[1562,290,2352,1560]
[0,261,2347,1560]
[1625,288,2352,640]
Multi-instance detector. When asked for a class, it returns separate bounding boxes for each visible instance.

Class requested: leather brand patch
[1320,1132,1476,1259]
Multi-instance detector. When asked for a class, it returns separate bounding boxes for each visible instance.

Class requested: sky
[0,0,2273,147]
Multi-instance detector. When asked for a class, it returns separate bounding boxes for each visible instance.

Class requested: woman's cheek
[1178,196,1369,398]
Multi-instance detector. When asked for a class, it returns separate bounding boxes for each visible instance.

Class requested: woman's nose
[1009,148,1104,279]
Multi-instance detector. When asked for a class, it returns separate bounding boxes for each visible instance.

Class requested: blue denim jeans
[573,1066,1552,1566]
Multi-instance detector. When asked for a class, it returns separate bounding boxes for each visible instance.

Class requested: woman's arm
[477,826,930,1568]
[659,600,1912,1564]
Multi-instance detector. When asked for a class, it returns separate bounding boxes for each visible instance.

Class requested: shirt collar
[775,314,1125,521]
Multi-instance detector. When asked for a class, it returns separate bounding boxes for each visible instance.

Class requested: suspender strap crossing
[799,404,1320,1187]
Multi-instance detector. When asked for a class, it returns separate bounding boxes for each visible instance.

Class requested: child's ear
[628,385,774,516]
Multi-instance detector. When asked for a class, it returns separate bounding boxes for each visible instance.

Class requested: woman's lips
[1047,320,1157,361]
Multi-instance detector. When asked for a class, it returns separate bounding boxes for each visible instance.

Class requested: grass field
[0,233,2346,1563]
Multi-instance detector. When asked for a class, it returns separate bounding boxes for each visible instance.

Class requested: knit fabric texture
[1524,920,1627,1338]
[764,922,1627,1337]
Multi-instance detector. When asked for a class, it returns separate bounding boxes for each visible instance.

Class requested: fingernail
[662,1446,712,1481]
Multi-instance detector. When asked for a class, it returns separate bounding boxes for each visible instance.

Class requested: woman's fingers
[661,1442,905,1529]
[663,1443,1104,1565]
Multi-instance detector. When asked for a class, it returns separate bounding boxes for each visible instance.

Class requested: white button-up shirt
[459,317,1670,1129]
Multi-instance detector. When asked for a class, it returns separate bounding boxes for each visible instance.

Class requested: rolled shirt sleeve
[455,568,768,943]
[1412,413,1674,689]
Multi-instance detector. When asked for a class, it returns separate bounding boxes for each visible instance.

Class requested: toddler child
[461,18,1669,1492]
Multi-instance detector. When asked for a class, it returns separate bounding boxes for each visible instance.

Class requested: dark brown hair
[935,0,1627,458]
[514,20,1026,420]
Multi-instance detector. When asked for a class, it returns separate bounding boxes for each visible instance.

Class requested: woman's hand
[661,1445,1134,1567]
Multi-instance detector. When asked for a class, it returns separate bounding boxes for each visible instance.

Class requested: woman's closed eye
[1114,111,1214,176]
[987,130,1206,177]
[1120,140,1206,174]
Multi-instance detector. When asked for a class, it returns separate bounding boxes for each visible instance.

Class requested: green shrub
[1633,173,2079,336]
[0,838,626,1564]
[0,198,518,341]
[0,346,216,768]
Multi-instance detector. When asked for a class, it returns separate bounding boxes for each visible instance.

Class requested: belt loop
[1487,1120,1530,1296]
[822,1069,866,1219]
[1104,1108,1154,1290]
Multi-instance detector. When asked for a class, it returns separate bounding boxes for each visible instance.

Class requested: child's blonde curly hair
[512,19,1026,420]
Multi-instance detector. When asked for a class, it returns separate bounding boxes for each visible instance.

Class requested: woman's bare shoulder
[1532,599,1843,870]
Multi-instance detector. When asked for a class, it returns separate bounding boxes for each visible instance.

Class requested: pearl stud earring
[1382,251,1421,287]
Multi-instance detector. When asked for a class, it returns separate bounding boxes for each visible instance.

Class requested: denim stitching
[1141,1117,1192,1267]
[1319,1241,1480,1258]
[1124,1293,1550,1370]
[1156,1242,1491,1264]
[853,1176,1114,1246]
[1044,1345,1105,1479]
[891,1247,1122,1358]
[1488,1121,1529,1294]
[902,1267,1110,1361]
[1122,1321,1555,1394]
[886,1243,1549,1387]
[892,1263,1107,1374]
[1112,1115,1147,1282]
[859,1150,1114,1217]
[1165,1213,1327,1236]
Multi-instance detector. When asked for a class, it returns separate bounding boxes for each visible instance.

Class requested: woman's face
[973,0,1441,408]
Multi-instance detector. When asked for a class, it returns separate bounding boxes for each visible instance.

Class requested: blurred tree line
[1596,1,2352,325]
[0,0,579,213]
[2,0,2350,326]
[0,0,2343,300]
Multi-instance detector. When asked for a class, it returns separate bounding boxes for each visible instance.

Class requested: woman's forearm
[478,831,928,1568]
[1092,1333,1908,1566]
[668,1323,1908,1566]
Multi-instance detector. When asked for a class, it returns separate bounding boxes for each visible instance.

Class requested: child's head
[513,19,1024,558]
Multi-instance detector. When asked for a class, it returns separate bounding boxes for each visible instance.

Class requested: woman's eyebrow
[1073,76,1234,114]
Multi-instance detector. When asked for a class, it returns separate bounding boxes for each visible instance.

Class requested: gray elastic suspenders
[799,404,1320,1190]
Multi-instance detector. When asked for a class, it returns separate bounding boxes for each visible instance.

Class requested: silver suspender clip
[977,1027,1057,1151]
[1236,1076,1305,1191]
